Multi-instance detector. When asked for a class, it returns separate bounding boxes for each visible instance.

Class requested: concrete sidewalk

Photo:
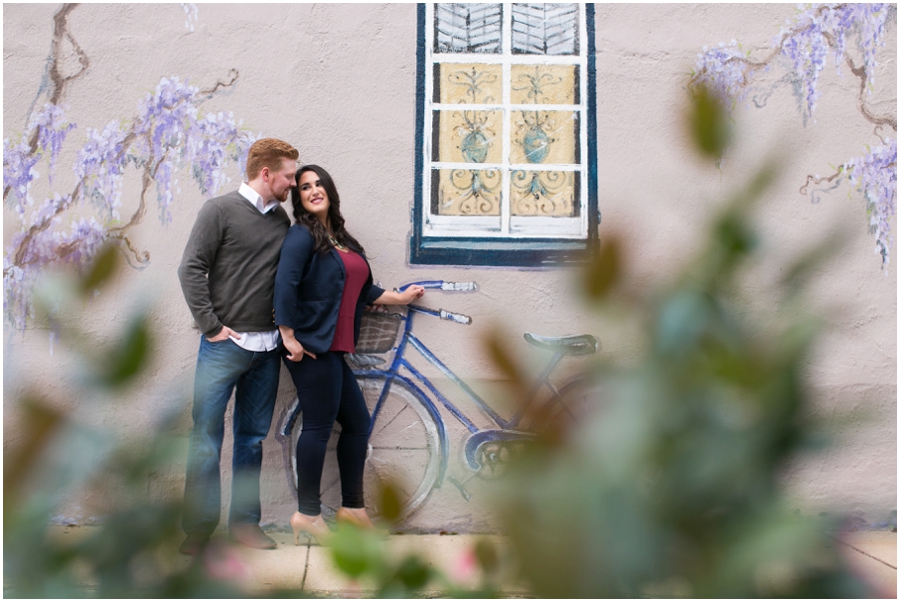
[44,526,897,597]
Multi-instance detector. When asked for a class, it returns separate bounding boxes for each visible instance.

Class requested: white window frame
[422,3,590,240]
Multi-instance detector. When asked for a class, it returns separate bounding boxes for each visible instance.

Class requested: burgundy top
[329,250,370,353]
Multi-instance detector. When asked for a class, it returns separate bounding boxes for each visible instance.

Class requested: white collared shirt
[224,183,281,352]
[239,181,280,214]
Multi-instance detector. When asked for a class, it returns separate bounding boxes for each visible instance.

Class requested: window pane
[511,4,579,55]
[433,109,504,164]
[435,63,503,104]
[510,110,579,165]
[510,64,579,105]
[434,4,502,54]
[432,168,502,216]
[511,170,579,217]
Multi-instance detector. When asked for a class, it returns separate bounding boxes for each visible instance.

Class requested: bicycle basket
[356,311,403,354]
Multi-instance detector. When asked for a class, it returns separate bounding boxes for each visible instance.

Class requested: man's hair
[246,138,299,180]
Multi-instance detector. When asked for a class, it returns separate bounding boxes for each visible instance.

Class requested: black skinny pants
[282,351,371,515]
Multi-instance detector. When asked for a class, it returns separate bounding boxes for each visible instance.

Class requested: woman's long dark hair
[291,165,364,255]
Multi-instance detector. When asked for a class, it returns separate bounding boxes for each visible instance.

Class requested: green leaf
[688,84,732,159]
[474,537,500,574]
[80,243,120,296]
[377,479,404,524]
[94,317,152,388]
[329,523,384,579]
[584,237,621,300]
[394,555,432,589]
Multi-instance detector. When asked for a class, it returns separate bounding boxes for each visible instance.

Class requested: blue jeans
[182,336,281,535]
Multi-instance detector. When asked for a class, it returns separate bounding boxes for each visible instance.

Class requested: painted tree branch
[4,3,89,203]
[845,56,897,131]
[48,3,90,106]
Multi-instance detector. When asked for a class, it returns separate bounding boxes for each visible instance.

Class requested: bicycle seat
[523,333,599,356]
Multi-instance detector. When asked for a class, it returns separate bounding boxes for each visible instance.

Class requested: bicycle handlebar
[408,304,473,325]
[440,309,472,325]
[398,280,478,292]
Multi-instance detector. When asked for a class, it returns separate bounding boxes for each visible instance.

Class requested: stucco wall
[3,3,895,533]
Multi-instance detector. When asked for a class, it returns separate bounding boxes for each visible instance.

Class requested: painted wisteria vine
[690,3,897,267]
[3,4,258,330]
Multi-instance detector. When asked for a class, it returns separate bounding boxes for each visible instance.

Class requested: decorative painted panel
[434,4,502,54]
[433,109,503,164]
[511,3,579,55]
[510,170,578,217]
[509,110,578,165]
[435,63,502,104]
[433,168,502,216]
[510,64,579,105]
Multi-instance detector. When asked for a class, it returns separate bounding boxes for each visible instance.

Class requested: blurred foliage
[327,521,505,598]
[3,246,253,597]
[322,482,508,597]
[688,82,733,161]
[487,84,873,598]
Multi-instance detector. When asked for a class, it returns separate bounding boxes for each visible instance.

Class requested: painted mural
[3,4,256,332]
[3,3,895,535]
[691,3,897,267]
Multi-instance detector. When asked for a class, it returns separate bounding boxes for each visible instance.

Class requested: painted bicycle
[276,280,599,520]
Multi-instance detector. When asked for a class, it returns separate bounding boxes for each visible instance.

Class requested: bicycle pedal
[447,475,472,501]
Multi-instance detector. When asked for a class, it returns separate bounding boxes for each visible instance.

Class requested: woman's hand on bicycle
[399,285,425,304]
[374,285,425,306]
[279,326,317,362]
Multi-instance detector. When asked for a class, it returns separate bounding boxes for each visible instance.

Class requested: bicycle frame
[358,298,572,486]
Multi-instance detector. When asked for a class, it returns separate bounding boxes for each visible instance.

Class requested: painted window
[411,3,598,266]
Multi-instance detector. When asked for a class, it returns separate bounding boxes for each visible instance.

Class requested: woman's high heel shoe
[336,507,376,530]
[290,512,331,545]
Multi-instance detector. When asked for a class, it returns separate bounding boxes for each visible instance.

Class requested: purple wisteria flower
[3,217,109,330]
[844,140,897,267]
[778,12,829,120]
[28,104,77,182]
[692,41,750,107]
[76,120,130,220]
[776,3,891,121]
[4,104,76,218]
[181,3,199,32]
[4,137,41,216]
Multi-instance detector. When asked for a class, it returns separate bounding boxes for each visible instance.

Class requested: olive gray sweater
[178,190,290,338]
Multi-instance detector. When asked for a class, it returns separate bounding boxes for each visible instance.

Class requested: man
[177,138,298,555]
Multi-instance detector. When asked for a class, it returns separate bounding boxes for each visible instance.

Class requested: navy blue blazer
[274,224,385,355]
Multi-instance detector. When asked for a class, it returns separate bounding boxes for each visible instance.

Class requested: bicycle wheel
[289,374,442,521]
[525,375,604,435]
[357,374,442,520]
[552,375,604,430]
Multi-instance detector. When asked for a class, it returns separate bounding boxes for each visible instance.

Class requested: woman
[274,165,424,545]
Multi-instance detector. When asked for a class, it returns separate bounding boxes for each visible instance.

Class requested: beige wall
[4,4,895,532]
